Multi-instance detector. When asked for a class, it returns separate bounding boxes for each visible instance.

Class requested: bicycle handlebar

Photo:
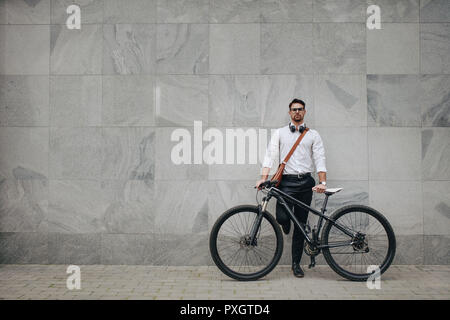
[255,180,278,190]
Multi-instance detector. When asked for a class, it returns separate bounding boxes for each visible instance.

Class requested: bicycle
[209,179,396,281]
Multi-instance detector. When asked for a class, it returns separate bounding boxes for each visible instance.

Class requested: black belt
[282,172,311,179]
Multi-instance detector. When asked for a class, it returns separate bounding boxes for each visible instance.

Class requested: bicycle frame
[250,187,359,250]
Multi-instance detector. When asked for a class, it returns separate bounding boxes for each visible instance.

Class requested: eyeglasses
[290,107,305,112]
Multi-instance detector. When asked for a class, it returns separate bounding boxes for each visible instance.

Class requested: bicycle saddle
[324,187,343,195]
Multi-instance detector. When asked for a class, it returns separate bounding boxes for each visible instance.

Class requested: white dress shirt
[262,124,327,174]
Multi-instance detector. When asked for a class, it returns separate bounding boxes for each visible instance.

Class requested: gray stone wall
[0,0,449,265]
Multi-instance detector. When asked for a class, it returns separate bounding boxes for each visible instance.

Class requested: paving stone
[0,264,449,300]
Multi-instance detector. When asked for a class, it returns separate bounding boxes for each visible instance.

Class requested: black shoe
[292,263,304,278]
[281,222,291,235]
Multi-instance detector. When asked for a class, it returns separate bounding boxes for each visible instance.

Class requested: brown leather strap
[281,128,309,164]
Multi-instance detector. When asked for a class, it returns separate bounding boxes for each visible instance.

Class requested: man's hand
[312,184,327,193]
[255,178,267,189]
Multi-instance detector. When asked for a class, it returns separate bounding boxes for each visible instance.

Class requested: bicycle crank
[304,242,320,269]
[304,242,320,256]
[308,256,316,269]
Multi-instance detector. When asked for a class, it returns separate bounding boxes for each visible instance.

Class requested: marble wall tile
[421,75,450,127]
[209,75,262,127]
[102,127,155,180]
[313,23,366,74]
[318,127,368,181]
[423,181,450,235]
[157,0,209,23]
[101,233,153,264]
[0,25,49,75]
[101,233,210,265]
[424,235,449,264]
[261,23,313,74]
[0,1,5,23]
[422,128,450,180]
[3,0,50,24]
[47,179,109,233]
[261,75,315,128]
[369,180,423,235]
[420,23,450,74]
[209,24,259,74]
[102,75,154,126]
[420,0,450,22]
[0,232,48,264]
[367,0,419,22]
[260,0,312,22]
[50,76,101,127]
[368,127,421,181]
[153,180,209,234]
[101,180,156,233]
[103,0,156,23]
[314,74,367,127]
[0,127,49,180]
[49,127,102,179]
[367,23,419,74]
[209,162,261,181]
[367,75,421,127]
[157,24,209,74]
[314,0,366,22]
[50,24,101,75]
[210,0,260,23]
[155,75,208,126]
[51,0,103,24]
[0,75,49,126]
[48,233,101,264]
[103,24,156,75]
[392,235,423,264]
[0,178,48,232]
[314,180,369,214]
[154,127,209,180]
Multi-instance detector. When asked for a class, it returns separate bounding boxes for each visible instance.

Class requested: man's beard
[291,114,303,123]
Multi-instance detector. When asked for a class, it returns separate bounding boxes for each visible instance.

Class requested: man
[256,98,327,278]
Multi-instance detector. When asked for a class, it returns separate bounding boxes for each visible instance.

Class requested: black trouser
[276,174,315,264]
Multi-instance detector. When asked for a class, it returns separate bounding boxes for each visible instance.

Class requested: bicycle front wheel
[322,205,396,281]
[209,205,283,281]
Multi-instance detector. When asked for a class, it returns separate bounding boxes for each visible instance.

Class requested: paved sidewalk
[0,264,449,300]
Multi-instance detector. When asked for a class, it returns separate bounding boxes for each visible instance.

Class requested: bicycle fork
[248,197,269,246]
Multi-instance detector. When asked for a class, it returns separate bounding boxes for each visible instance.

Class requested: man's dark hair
[289,98,306,110]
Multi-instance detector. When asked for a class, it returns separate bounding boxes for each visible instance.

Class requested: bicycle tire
[209,205,283,281]
[321,205,396,282]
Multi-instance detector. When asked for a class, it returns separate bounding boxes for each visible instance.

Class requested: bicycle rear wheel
[322,205,396,281]
[209,205,283,281]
